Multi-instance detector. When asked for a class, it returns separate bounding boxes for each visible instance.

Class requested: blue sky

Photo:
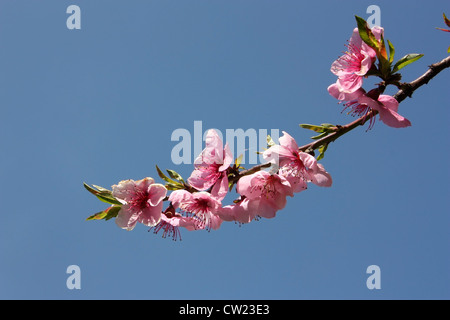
[0,0,449,299]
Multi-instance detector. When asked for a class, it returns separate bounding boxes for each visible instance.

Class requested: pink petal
[211,173,229,201]
[284,174,307,193]
[218,143,233,172]
[135,177,155,191]
[115,205,139,231]
[377,95,399,112]
[349,28,363,49]
[263,145,293,167]
[112,180,137,203]
[187,167,220,191]
[148,183,167,206]
[139,203,163,227]
[328,83,365,101]
[256,199,279,219]
[299,152,317,170]
[377,106,412,128]
[208,214,223,230]
[336,73,364,93]
[193,191,222,212]
[168,190,192,209]
[310,164,333,187]
[278,131,299,153]
[236,174,256,199]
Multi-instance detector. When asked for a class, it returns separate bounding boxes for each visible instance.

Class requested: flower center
[128,189,150,210]
[342,100,376,130]
[332,42,366,75]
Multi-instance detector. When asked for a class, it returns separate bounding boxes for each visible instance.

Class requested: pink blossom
[331,27,383,95]
[187,129,233,201]
[263,132,332,192]
[168,190,223,230]
[235,171,294,220]
[328,85,411,128]
[112,178,167,231]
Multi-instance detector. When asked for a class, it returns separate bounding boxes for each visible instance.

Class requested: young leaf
[83,182,100,195]
[392,54,424,73]
[355,16,380,51]
[444,13,450,28]
[266,135,276,148]
[165,182,185,191]
[86,205,121,221]
[317,143,329,161]
[310,132,329,140]
[92,185,110,192]
[235,154,244,168]
[299,124,327,133]
[166,169,185,184]
[84,183,123,205]
[156,165,177,184]
[86,210,108,221]
[95,193,123,206]
[387,39,395,64]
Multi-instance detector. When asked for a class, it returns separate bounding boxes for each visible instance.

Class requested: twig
[298,56,450,153]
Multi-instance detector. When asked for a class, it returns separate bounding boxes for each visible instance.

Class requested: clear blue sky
[0,0,449,299]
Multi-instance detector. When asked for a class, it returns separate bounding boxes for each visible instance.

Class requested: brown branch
[394,56,450,103]
[298,55,450,153]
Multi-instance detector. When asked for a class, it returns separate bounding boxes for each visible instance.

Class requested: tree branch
[394,56,450,103]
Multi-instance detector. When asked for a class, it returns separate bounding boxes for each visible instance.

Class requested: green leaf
[92,185,110,192]
[86,210,107,221]
[392,54,424,73]
[444,13,450,28]
[86,205,121,221]
[95,193,123,206]
[299,124,327,133]
[156,165,177,184]
[387,39,395,64]
[310,132,329,140]
[165,183,185,191]
[235,154,244,168]
[83,182,100,195]
[166,169,185,184]
[317,143,329,161]
[355,16,380,51]
[266,135,276,148]
[84,182,122,205]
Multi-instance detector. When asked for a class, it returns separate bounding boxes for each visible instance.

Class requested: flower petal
[139,203,163,227]
[377,106,412,128]
[148,183,167,206]
[211,173,229,201]
[377,94,399,112]
[112,180,137,203]
[115,205,139,231]
[278,131,299,153]
[168,190,192,209]
[310,164,333,187]
[218,142,233,172]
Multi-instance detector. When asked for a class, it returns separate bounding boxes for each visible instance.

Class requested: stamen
[149,221,182,241]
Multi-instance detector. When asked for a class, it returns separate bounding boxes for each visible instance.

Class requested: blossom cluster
[104,130,332,240]
[85,16,427,240]
[327,26,411,128]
